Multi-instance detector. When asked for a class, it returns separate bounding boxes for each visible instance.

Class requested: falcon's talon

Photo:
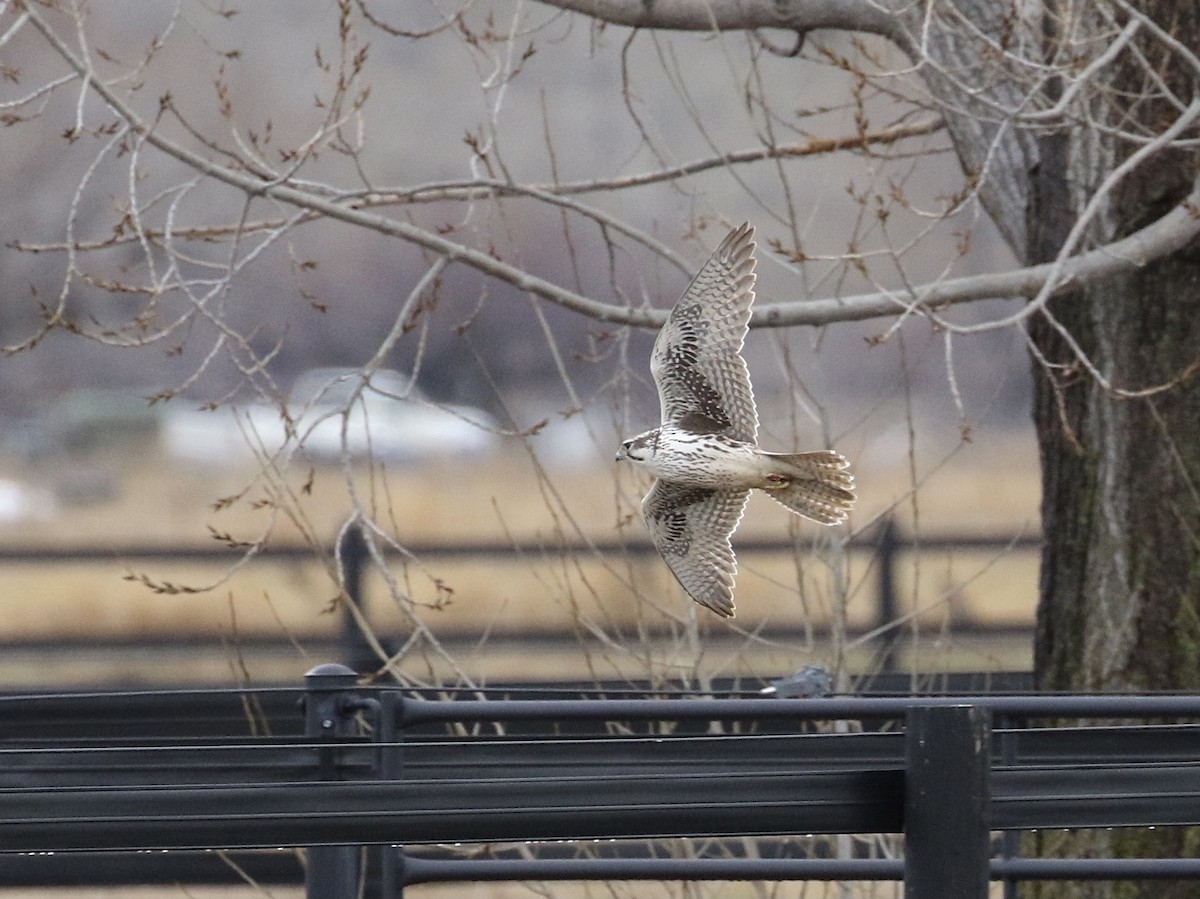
[615,222,857,618]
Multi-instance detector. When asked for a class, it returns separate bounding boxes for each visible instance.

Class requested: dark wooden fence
[0,518,1041,675]
[3,664,1200,897]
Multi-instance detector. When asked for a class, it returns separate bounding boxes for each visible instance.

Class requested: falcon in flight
[615,223,855,618]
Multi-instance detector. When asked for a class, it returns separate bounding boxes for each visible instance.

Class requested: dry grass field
[0,416,1036,894]
[0,418,1042,688]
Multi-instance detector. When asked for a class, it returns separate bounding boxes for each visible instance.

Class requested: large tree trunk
[1031,182,1200,694]
[1030,2,1200,692]
[1026,4,1200,895]
[1027,165,1200,899]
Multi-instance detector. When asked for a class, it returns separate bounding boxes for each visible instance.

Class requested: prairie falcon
[615,223,855,617]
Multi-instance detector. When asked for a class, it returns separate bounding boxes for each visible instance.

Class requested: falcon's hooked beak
[617,432,654,462]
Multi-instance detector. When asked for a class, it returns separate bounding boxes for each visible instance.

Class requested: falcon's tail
[759,450,855,525]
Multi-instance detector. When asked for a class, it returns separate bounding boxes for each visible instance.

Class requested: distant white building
[162,368,501,466]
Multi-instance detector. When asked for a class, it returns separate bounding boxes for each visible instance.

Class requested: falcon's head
[615,428,660,463]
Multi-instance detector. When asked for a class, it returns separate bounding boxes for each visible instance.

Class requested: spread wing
[650,223,758,444]
[642,481,750,618]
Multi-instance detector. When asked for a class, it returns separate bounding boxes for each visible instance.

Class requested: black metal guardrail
[0,518,1041,673]
[2,664,1200,898]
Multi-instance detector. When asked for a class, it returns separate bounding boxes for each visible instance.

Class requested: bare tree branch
[391,117,944,200]
[526,0,902,41]
[755,175,1200,327]
[11,117,944,264]
[20,0,1200,337]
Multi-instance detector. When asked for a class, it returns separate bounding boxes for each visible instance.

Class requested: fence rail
[0,518,1041,676]
[2,664,1200,897]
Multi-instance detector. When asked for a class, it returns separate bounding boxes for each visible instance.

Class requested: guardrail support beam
[904,704,991,899]
[304,663,362,899]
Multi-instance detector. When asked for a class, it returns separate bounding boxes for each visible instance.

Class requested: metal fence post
[997,712,1021,899]
[304,663,361,899]
[377,689,404,899]
[904,704,991,899]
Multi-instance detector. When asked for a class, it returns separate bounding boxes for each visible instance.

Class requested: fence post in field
[877,516,900,672]
[303,663,362,899]
[904,704,991,899]
[338,523,375,673]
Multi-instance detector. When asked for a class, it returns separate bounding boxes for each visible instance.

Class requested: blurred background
[0,1,1041,689]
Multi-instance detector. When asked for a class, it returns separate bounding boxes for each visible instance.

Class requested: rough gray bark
[1029,1,1200,691]
[1025,5,1200,892]
[1030,154,1200,695]
[1027,143,1200,899]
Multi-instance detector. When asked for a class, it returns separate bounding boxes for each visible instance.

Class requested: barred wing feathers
[650,223,759,444]
[642,481,751,618]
